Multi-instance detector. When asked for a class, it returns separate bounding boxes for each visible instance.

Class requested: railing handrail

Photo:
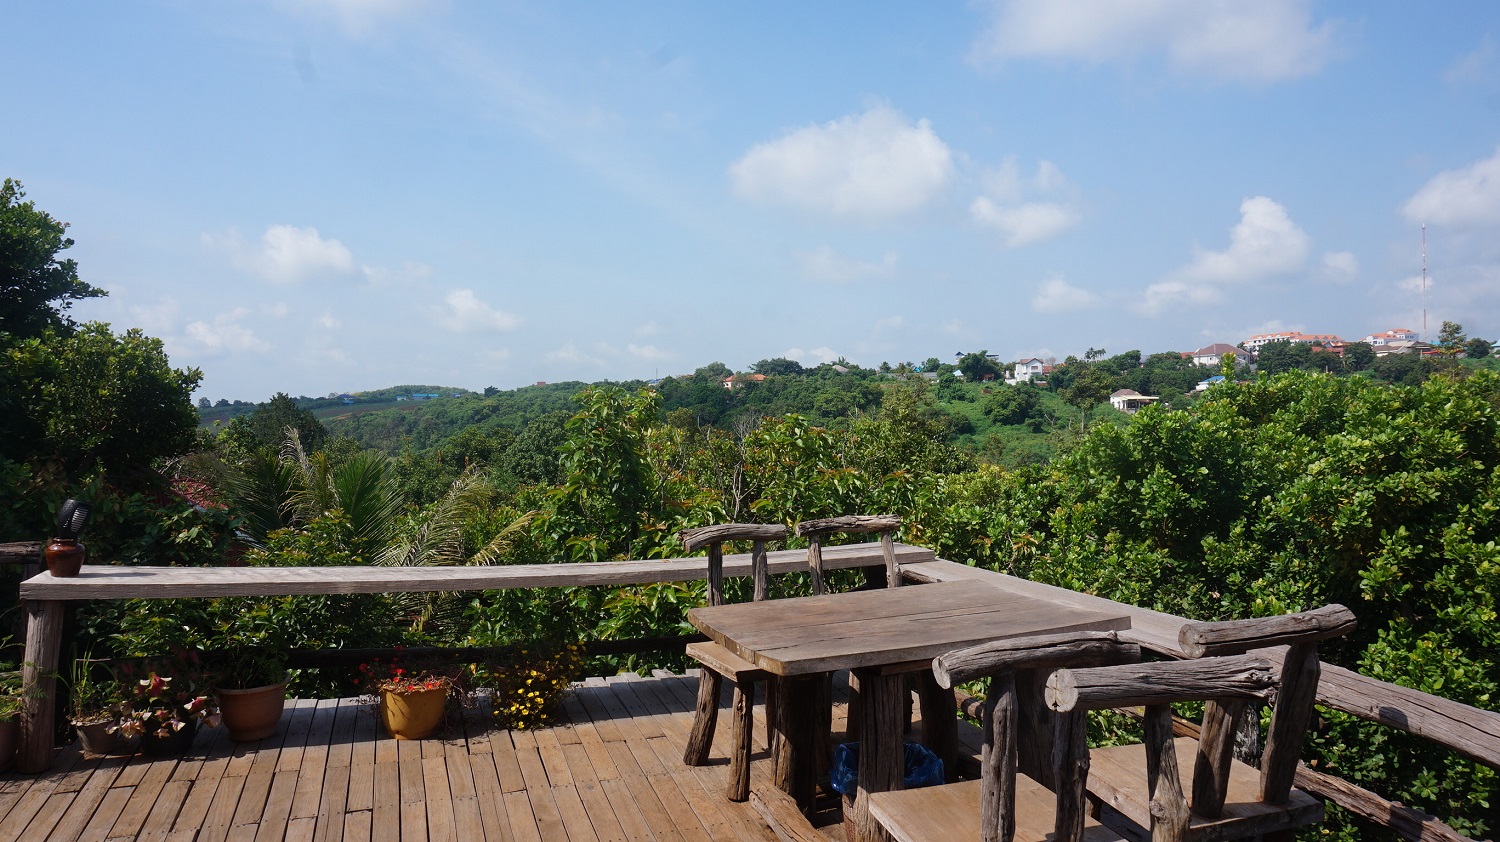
[17,542,934,601]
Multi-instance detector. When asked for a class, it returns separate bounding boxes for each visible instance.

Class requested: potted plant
[358,658,454,740]
[68,652,123,756]
[205,602,291,742]
[112,655,220,756]
[0,665,22,773]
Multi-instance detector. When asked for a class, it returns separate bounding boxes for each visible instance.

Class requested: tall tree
[955,350,1002,382]
[1438,320,1467,355]
[0,179,106,342]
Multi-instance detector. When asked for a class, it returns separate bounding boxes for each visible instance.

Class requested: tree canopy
[0,179,106,342]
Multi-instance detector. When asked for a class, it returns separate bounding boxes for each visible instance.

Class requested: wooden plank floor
[0,672,984,841]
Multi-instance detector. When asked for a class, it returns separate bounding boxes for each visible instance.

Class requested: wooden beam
[1046,656,1277,712]
[18,542,933,601]
[1178,605,1356,658]
[0,542,41,565]
[793,515,900,538]
[678,523,787,553]
[931,630,1137,688]
[1315,662,1500,771]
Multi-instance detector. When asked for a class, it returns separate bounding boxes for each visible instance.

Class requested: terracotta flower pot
[74,719,120,756]
[217,680,288,742]
[44,538,85,578]
[0,719,16,773]
[380,686,447,740]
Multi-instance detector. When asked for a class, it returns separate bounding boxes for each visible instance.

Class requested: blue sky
[5,1,1500,400]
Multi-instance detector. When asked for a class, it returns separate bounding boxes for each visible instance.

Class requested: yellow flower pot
[379,686,447,740]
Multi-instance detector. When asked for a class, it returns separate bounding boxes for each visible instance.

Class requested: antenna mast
[1421,224,1428,344]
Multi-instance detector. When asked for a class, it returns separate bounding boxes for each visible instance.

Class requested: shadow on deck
[0,670,983,841]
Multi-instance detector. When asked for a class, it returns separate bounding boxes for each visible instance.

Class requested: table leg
[917,671,957,782]
[18,599,63,774]
[851,669,903,842]
[1014,667,1056,786]
[772,675,819,812]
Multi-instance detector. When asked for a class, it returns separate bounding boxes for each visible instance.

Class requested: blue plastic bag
[828,741,944,795]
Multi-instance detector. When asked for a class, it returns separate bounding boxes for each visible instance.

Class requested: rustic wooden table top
[687,579,1132,676]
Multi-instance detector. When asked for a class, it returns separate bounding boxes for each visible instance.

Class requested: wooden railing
[9,543,1499,841]
[10,541,931,773]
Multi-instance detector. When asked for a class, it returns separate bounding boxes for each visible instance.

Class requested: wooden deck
[0,670,979,841]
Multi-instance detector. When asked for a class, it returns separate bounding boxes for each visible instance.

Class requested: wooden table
[688,579,1132,841]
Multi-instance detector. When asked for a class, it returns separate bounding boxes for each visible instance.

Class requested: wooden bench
[869,630,1140,842]
[679,522,788,802]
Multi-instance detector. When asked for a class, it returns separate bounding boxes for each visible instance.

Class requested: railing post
[18,599,63,773]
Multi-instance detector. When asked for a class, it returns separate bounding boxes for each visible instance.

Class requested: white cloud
[183,308,270,354]
[1320,251,1359,282]
[1178,196,1310,284]
[126,297,180,335]
[435,288,521,332]
[940,320,966,336]
[1141,196,1310,314]
[206,224,356,284]
[319,313,342,330]
[635,321,661,338]
[1397,275,1426,294]
[798,246,899,282]
[971,157,1081,247]
[1140,279,1225,314]
[547,341,607,367]
[362,261,434,286]
[1403,147,1500,227]
[873,316,905,332]
[971,198,1080,248]
[1031,275,1100,313]
[627,343,669,361]
[782,347,842,366]
[278,0,435,35]
[972,0,1342,83]
[264,302,290,319]
[729,105,954,218]
[1446,37,1495,85]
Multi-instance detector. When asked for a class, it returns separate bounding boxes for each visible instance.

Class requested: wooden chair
[680,522,788,802]
[1070,604,1356,842]
[868,630,1140,842]
[792,515,904,779]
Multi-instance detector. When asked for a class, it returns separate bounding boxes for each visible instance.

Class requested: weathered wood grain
[1292,763,1477,842]
[1177,605,1356,658]
[1262,642,1318,804]
[19,542,930,601]
[1315,662,1500,770]
[679,523,788,552]
[932,631,1138,688]
[0,543,40,565]
[1144,705,1190,842]
[793,514,900,538]
[981,673,1017,842]
[17,600,62,774]
[1045,656,1277,712]
[691,581,1130,677]
[1191,699,1243,820]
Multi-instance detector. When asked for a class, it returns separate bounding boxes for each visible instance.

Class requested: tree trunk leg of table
[851,669,903,842]
[1014,668,1055,787]
[917,671,957,783]
[846,670,862,739]
[773,675,819,812]
[18,600,63,774]
[684,668,722,766]
[727,677,754,802]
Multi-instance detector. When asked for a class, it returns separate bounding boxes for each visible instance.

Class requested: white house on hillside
[1006,358,1050,385]
[1189,343,1249,367]
[1243,332,1346,354]
[1109,389,1160,413]
[1363,328,1419,346]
